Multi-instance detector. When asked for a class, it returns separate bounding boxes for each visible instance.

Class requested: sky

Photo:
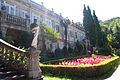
[32,0,120,23]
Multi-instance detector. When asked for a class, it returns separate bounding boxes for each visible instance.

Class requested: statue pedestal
[27,50,42,79]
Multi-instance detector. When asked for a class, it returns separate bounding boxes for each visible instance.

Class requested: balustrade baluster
[9,15,11,22]
[12,16,15,24]
[15,17,17,25]
[21,19,24,27]
[9,50,14,62]
[0,47,4,61]
[4,48,8,62]
[9,15,11,23]
[12,16,14,24]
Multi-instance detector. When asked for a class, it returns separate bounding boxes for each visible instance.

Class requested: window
[10,7,14,15]
[47,19,52,27]
[21,10,28,18]
[70,31,73,37]
[22,12,25,18]
[52,20,55,29]
[40,15,45,23]
[56,25,60,32]
[40,15,43,22]
[0,0,4,10]
[6,6,9,13]
[37,17,40,25]
[15,8,19,16]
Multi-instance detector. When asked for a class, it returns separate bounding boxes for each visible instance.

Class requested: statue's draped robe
[31,26,39,49]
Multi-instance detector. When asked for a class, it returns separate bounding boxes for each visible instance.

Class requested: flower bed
[40,56,120,77]
[57,56,111,66]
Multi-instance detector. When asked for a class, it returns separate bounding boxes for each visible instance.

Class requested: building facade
[67,22,85,47]
[0,0,85,52]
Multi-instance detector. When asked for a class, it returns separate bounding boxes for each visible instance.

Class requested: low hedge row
[40,56,120,77]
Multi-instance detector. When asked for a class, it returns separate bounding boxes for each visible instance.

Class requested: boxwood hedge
[40,56,120,77]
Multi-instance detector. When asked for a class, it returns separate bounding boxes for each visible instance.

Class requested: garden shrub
[62,46,68,55]
[68,47,73,54]
[2,36,13,44]
[98,45,112,55]
[40,49,53,62]
[54,47,62,57]
[114,49,120,56]
[19,31,33,48]
[40,56,120,77]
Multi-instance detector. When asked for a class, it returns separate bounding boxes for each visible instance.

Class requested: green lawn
[45,76,70,80]
[44,74,71,80]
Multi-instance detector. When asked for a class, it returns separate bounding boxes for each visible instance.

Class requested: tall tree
[93,10,105,47]
[83,5,108,48]
[83,5,96,47]
[60,18,71,47]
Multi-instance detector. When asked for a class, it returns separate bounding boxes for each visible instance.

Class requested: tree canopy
[83,5,107,48]
[100,17,120,49]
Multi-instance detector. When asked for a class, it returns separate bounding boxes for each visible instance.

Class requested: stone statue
[30,19,39,50]
[28,19,42,79]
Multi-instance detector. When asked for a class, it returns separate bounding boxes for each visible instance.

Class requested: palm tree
[60,17,71,47]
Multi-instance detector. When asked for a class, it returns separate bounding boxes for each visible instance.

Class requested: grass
[44,74,81,80]
[44,75,71,80]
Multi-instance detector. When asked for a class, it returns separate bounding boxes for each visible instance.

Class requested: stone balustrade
[0,39,42,79]
[0,11,29,31]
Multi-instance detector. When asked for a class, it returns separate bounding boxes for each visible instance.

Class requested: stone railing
[0,39,27,72]
[0,11,28,28]
[0,39,42,79]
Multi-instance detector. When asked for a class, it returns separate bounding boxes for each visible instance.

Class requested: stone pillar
[27,50,42,79]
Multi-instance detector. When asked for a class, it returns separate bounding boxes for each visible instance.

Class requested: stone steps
[0,61,26,80]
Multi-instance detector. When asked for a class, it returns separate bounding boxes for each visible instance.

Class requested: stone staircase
[0,61,26,80]
[0,39,44,80]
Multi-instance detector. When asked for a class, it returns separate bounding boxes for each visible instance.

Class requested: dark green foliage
[40,22,60,51]
[93,10,107,47]
[83,5,107,48]
[101,17,120,49]
[40,49,53,62]
[68,47,73,54]
[83,5,96,47]
[40,47,86,62]
[19,31,33,48]
[113,26,120,48]
[0,29,2,38]
[62,46,68,55]
[98,45,112,55]
[2,36,13,44]
[54,47,62,57]
[75,41,84,53]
